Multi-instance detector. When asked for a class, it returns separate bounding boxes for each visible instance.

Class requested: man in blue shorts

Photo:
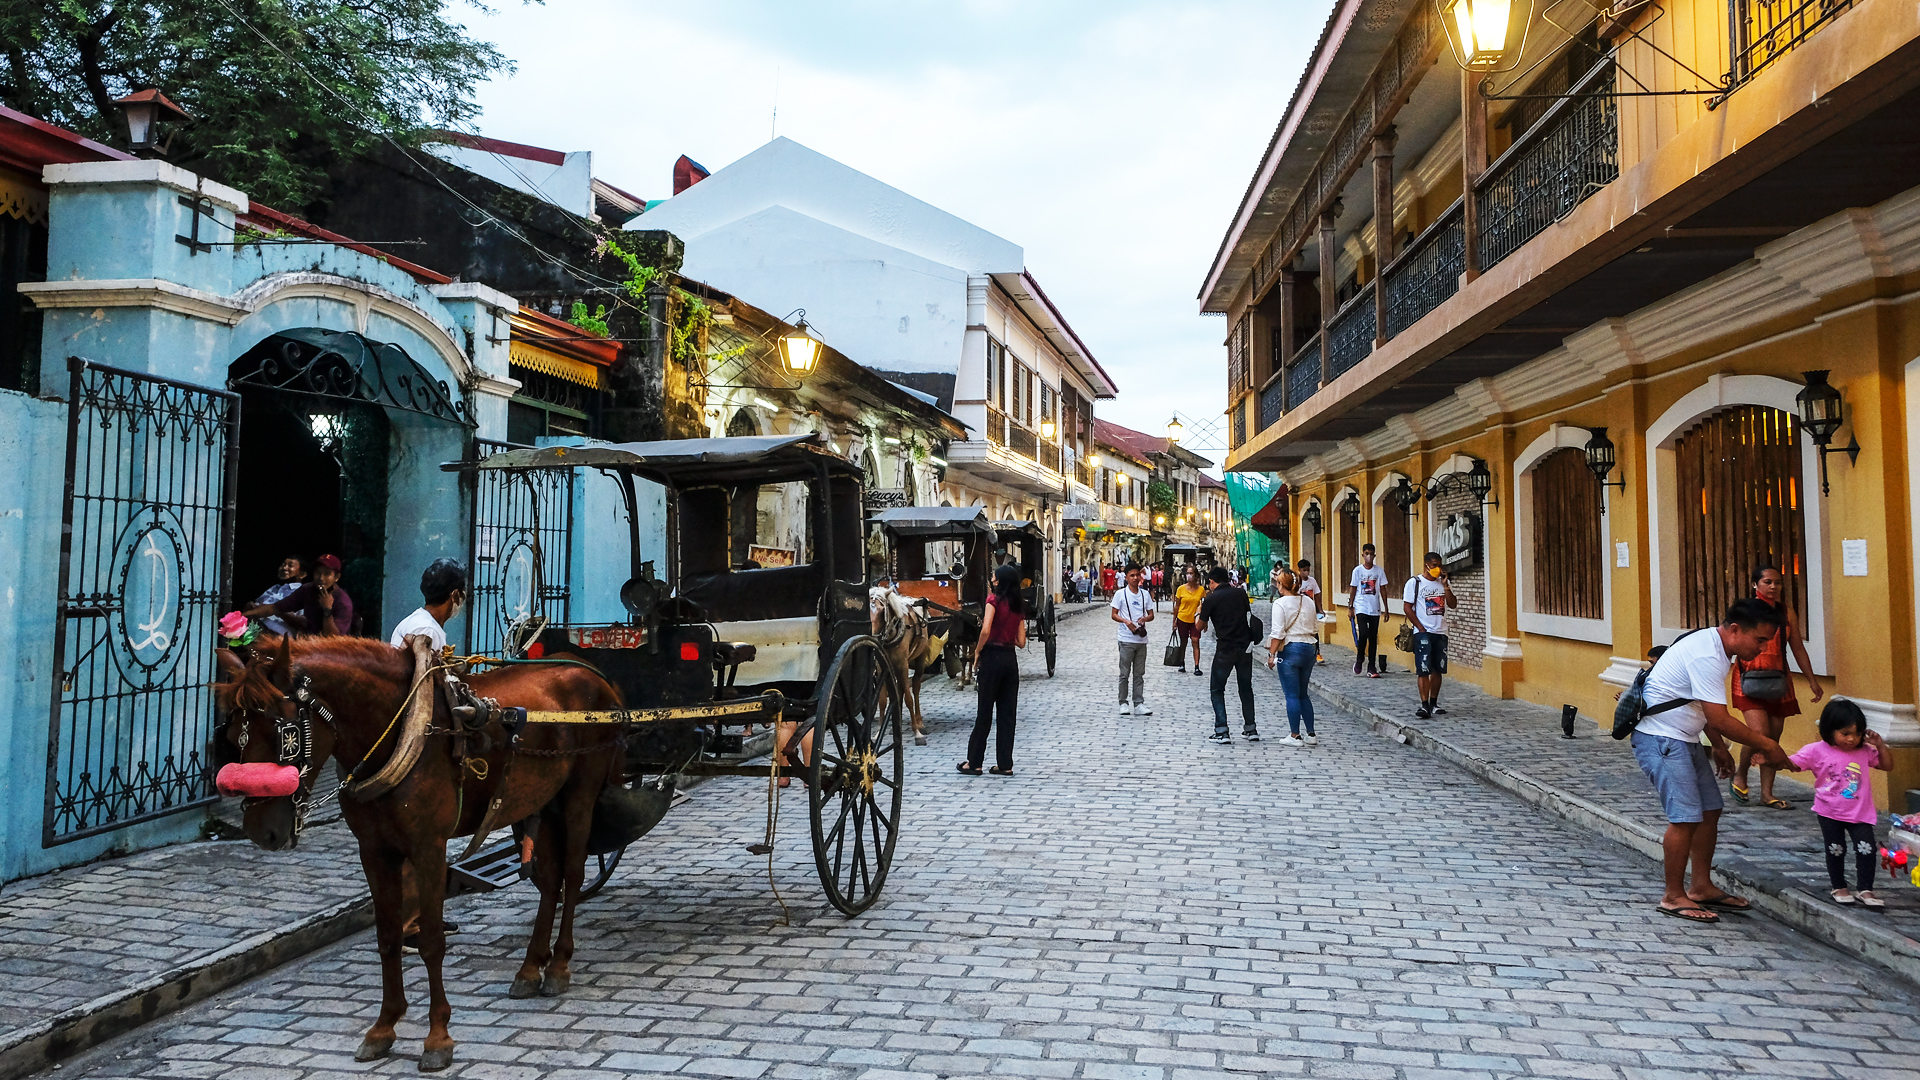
[1403,551,1454,718]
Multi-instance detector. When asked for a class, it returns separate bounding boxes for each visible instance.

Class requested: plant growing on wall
[1148,480,1177,519]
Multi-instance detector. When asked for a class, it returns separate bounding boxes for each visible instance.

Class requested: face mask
[1426,567,1442,579]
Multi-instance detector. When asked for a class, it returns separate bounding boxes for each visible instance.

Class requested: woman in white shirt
[1262,570,1320,747]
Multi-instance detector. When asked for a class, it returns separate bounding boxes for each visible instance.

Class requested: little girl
[1786,699,1890,908]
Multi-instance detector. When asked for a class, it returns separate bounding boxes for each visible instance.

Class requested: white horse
[869,587,939,745]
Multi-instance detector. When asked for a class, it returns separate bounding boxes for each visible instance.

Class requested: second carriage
[871,507,1058,681]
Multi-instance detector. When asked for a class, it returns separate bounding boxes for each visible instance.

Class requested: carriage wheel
[808,636,905,916]
[577,847,624,901]
[944,637,974,685]
[1042,596,1057,677]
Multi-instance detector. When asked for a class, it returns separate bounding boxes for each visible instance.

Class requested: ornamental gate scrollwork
[46,357,239,844]
[466,438,573,658]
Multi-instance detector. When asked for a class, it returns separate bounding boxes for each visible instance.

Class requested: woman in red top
[1732,564,1824,809]
[958,563,1028,776]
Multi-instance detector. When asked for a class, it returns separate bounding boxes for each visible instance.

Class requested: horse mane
[215,636,416,713]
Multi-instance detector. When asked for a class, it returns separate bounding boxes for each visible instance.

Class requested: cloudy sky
[457,0,1321,464]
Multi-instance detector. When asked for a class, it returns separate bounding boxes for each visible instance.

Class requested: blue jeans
[1277,642,1317,735]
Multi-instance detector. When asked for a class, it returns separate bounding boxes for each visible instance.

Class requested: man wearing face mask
[389,558,467,652]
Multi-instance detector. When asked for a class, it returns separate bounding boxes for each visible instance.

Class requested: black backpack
[1610,629,1702,740]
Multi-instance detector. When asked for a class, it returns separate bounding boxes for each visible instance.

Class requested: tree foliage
[0,0,519,209]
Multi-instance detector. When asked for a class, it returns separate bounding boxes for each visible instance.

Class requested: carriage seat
[709,618,819,685]
[681,564,824,624]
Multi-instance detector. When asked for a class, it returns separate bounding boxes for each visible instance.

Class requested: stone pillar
[1372,127,1397,346]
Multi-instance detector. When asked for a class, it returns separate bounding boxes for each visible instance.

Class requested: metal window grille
[1673,406,1807,632]
[466,437,574,657]
[1476,63,1619,272]
[1728,0,1853,93]
[1384,201,1466,337]
[1325,283,1376,382]
[46,357,238,844]
[1530,449,1605,619]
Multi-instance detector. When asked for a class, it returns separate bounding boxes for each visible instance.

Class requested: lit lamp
[1436,0,1533,72]
[1583,428,1626,493]
[113,89,189,155]
[1041,418,1057,440]
[1088,453,1101,468]
[1467,457,1498,507]
[1166,415,1184,443]
[1795,369,1858,496]
[777,313,823,376]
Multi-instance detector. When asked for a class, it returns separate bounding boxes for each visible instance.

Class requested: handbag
[1162,623,1185,666]
[1394,619,1417,653]
[1740,668,1790,700]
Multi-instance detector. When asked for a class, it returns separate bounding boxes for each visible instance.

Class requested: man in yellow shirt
[1173,564,1208,675]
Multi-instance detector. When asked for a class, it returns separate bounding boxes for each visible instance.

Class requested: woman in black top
[959,563,1028,776]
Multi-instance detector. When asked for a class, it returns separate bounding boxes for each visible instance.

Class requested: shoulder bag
[1394,579,1419,652]
[1162,620,1185,666]
[1739,668,1790,700]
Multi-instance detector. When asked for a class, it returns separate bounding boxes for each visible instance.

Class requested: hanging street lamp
[1166,415,1184,443]
[1795,369,1859,496]
[777,312,823,377]
[1436,0,1534,72]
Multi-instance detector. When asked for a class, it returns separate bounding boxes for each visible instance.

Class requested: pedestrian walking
[1195,567,1257,744]
[959,563,1027,776]
[1172,564,1207,674]
[1100,563,1117,600]
[1632,598,1790,923]
[1404,552,1455,718]
[1730,563,1825,809]
[1348,543,1388,678]
[388,558,467,653]
[1110,563,1154,715]
[1295,559,1324,664]
[1782,698,1888,907]
[1263,568,1318,748]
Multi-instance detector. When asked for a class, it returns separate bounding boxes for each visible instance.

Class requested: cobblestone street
[47,608,1920,1080]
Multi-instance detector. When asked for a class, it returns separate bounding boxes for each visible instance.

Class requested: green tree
[0,0,521,209]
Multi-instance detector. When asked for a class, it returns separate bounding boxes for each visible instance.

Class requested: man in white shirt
[1348,544,1389,678]
[389,558,467,653]
[1109,563,1154,715]
[1632,598,1790,924]
[1404,552,1456,718]
[1295,559,1324,664]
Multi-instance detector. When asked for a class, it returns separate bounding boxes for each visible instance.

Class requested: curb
[1309,676,1920,991]
[0,895,374,1080]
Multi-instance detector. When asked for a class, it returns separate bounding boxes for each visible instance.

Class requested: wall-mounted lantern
[114,89,189,156]
[1466,457,1498,508]
[777,312,823,377]
[1339,490,1363,524]
[1583,428,1626,494]
[1390,476,1422,517]
[1435,0,1534,72]
[1302,502,1322,531]
[1795,369,1858,496]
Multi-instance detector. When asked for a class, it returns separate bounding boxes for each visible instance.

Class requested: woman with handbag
[1731,564,1824,808]
[1263,569,1320,748]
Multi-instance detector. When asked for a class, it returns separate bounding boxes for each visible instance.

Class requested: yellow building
[1206,0,1920,803]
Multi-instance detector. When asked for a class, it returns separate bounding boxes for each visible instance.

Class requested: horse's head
[213,636,335,851]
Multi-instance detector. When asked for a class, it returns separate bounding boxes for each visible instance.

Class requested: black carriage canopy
[992,520,1045,540]
[868,505,994,539]
[445,432,863,485]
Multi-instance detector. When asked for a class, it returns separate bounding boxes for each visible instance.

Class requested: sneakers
[1304,733,1318,745]
[1135,704,1153,716]
[1243,729,1261,742]
[1353,658,1363,675]
[1119,703,1132,716]
[1207,732,1231,744]
[1278,734,1306,749]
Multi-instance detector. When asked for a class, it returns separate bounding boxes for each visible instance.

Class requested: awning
[510,341,608,390]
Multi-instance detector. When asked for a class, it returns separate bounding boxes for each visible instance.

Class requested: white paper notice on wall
[1615,542,1630,568]
[1842,538,1868,577]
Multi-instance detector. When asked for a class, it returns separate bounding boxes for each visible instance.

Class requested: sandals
[1657,904,1719,924]
[1730,782,1750,805]
[1761,797,1793,810]
[987,765,1014,776]
[956,762,983,776]
[1695,894,1752,911]
[1831,890,1857,905]
[1860,891,1886,910]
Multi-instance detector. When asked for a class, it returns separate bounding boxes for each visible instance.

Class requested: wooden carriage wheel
[808,636,905,916]
[1041,596,1057,677]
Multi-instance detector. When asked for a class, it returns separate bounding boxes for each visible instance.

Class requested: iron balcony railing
[986,406,1007,445]
[1284,332,1323,411]
[1041,441,1061,473]
[1232,397,1248,447]
[1383,199,1466,337]
[1325,282,1376,383]
[1726,0,1853,96]
[1007,421,1039,461]
[1476,62,1619,272]
[1258,369,1284,433]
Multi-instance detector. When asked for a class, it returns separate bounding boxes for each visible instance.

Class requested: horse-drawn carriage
[871,507,1058,681]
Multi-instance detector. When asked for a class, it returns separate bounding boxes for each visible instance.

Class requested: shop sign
[748,544,796,568]
[1439,512,1482,572]
[863,488,910,511]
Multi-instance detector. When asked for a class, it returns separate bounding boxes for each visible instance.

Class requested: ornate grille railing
[1727,0,1852,95]
[1259,371,1285,432]
[47,357,238,844]
[1284,333,1322,411]
[1476,63,1619,271]
[1325,283,1375,382]
[1232,397,1248,447]
[985,407,1008,445]
[467,437,573,658]
[1040,441,1061,473]
[1384,200,1466,337]
[1007,422,1039,461]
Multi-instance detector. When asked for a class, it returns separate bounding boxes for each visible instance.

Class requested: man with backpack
[1195,567,1259,744]
[1626,598,1792,924]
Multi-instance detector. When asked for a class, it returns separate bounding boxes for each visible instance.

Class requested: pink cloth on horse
[216,762,301,798]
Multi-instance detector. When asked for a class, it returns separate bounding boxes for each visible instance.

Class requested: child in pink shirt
[1786,699,1889,908]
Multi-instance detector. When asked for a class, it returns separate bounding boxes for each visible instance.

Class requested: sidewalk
[1305,637,1920,987]
[0,807,368,1080]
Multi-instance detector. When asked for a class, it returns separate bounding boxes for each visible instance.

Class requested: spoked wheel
[1042,596,1057,676]
[944,636,975,686]
[577,847,624,901]
[808,635,905,916]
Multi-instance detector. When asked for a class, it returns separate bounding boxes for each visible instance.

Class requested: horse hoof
[540,974,570,997]
[913,734,928,746]
[354,1036,394,1062]
[508,978,541,999]
[419,1045,455,1072]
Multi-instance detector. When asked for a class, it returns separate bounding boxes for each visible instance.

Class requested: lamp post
[1795,369,1859,496]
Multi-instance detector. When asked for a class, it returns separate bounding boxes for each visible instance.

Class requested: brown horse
[215,635,624,1072]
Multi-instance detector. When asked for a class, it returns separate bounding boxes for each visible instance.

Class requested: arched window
[1531,449,1604,619]
[1673,405,1806,632]
[726,408,758,438]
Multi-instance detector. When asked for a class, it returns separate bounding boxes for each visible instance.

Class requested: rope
[762,751,792,931]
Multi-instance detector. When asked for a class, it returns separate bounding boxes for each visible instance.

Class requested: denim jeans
[1277,641,1317,735]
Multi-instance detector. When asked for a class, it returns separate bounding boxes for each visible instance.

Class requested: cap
[315,554,342,571]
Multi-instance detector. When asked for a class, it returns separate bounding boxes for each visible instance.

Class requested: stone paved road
[47,607,1920,1079]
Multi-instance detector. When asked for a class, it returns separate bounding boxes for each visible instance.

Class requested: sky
[455,0,1324,466]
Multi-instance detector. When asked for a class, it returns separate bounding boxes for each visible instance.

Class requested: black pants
[1352,614,1380,673]
[1819,816,1876,891]
[1209,649,1256,735]
[969,646,1018,771]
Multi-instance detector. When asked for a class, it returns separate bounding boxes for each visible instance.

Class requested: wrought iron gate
[46,357,238,845]
[466,438,573,656]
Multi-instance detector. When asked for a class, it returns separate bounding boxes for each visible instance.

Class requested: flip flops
[1729,782,1750,804]
[1696,894,1752,912]
[1761,797,1793,810]
[1657,904,1719,924]
[955,762,983,776]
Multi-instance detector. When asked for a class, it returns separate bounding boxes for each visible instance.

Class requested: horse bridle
[231,672,338,845]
